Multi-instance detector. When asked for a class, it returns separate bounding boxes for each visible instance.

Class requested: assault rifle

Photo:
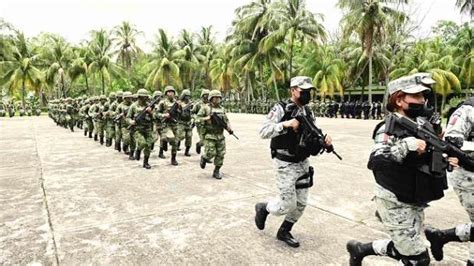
[127,97,160,130]
[291,109,342,160]
[385,113,474,173]
[210,112,239,140]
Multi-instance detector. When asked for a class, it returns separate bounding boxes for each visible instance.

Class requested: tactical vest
[369,121,447,204]
[270,100,313,159]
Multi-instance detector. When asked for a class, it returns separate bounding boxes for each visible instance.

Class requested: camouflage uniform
[89,95,107,144]
[112,91,124,151]
[127,89,154,169]
[424,101,474,264]
[156,86,180,165]
[117,92,134,157]
[65,98,75,131]
[177,89,194,156]
[104,92,117,147]
[0,103,6,117]
[198,90,231,179]
[79,98,94,138]
[191,89,210,154]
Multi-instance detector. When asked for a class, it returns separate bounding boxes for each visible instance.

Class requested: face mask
[298,90,311,105]
[405,102,432,118]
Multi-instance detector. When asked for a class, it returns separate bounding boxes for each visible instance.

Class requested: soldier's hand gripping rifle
[210,112,239,140]
[166,101,181,123]
[384,113,474,173]
[127,97,161,130]
[291,108,342,160]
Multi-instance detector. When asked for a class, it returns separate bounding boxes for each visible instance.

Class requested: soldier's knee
[280,198,297,214]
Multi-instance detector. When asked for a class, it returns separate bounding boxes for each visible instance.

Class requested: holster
[295,166,314,189]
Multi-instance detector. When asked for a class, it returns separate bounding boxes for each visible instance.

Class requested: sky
[0,0,468,51]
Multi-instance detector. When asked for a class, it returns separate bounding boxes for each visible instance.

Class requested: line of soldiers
[47,86,233,179]
[0,101,41,117]
[221,99,384,120]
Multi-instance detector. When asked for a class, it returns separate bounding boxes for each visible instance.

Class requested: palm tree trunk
[273,76,280,101]
[441,94,446,113]
[288,31,295,80]
[101,71,105,95]
[21,78,26,107]
[434,93,439,112]
[368,55,373,104]
[61,73,66,97]
[85,74,90,95]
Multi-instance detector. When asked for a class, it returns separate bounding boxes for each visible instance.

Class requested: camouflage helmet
[65,97,72,102]
[181,89,191,97]
[200,89,210,97]
[109,92,116,98]
[99,95,107,100]
[152,90,162,98]
[136,88,150,97]
[208,89,222,99]
[116,90,123,98]
[123,91,133,98]
[84,99,90,104]
[164,85,176,94]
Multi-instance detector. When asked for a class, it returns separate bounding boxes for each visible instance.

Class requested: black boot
[425,227,462,261]
[100,136,104,145]
[200,156,207,169]
[84,130,87,136]
[346,240,376,266]
[468,260,474,266]
[212,167,221,179]
[254,202,268,230]
[196,142,201,154]
[163,142,168,152]
[135,149,141,161]
[115,141,120,151]
[277,221,300,248]
[94,134,98,141]
[106,138,111,147]
[143,155,151,169]
[89,131,93,138]
[159,148,166,159]
[184,146,191,157]
[128,149,135,160]
[123,144,129,155]
[177,141,181,151]
[151,143,155,150]
[171,153,178,166]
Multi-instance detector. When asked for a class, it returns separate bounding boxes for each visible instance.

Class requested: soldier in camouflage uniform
[79,98,94,138]
[424,97,474,264]
[156,86,181,165]
[0,102,6,117]
[89,95,107,144]
[127,89,155,169]
[177,89,194,157]
[104,92,117,147]
[254,76,332,248]
[7,101,15,117]
[151,90,163,151]
[65,97,75,132]
[192,89,210,154]
[117,92,134,157]
[346,73,458,265]
[112,91,124,151]
[198,89,233,179]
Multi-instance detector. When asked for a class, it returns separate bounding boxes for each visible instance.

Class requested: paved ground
[0,114,471,265]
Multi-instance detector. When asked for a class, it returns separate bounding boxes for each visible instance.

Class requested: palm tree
[338,0,407,103]
[0,31,43,106]
[197,26,216,89]
[69,44,93,95]
[453,23,474,94]
[42,35,74,97]
[209,45,238,92]
[456,0,474,24]
[177,29,204,91]
[111,21,143,70]
[260,0,326,79]
[144,29,182,89]
[89,29,123,95]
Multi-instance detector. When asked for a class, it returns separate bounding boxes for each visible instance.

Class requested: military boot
[277,221,299,248]
[100,136,104,145]
[115,141,120,151]
[200,156,207,169]
[254,202,268,230]
[106,138,111,147]
[143,155,151,169]
[84,130,87,136]
[163,141,168,152]
[159,148,166,159]
[135,149,141,161]
[212,167,221,179]
[425,227,462,261]
[123,144,129,155]
[346,240,376,266]
[89,131,93,138]
[94,134,98,141]
[177,141,181,151]
[171,153,178,166]
[128,149,135,160]
[184,146,191,157]
[196,142,202,154]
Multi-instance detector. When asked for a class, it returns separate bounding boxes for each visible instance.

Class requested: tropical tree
[209,45,238,92]
[456,0,474,24]
[197,26,217,89]
[111,21,143,70]
[144,29,182,89]
[69,44,93,95]
[177,29,204,91]
[42,35,74,97]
